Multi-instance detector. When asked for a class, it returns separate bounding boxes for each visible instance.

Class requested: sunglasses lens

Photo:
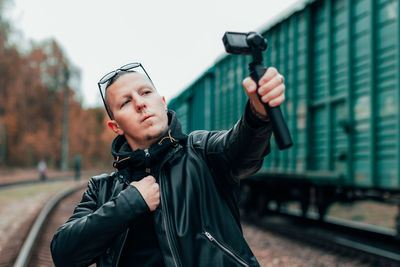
[99,63,141,85]
[120,62,141,71]
[99,71,117,85]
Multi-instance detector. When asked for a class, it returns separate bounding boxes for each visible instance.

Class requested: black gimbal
[223,31,293,150]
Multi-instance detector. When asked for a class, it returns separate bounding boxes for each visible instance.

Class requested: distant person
[37,159,47,181]
[51,62,286,266]
[73,154,82,181]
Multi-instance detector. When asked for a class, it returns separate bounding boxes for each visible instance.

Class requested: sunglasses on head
[97,62,153,119]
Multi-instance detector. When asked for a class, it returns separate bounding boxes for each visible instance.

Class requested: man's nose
[134,97,146,112]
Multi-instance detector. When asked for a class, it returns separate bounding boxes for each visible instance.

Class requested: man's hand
[130,176,160,211]
[242,67,286,117]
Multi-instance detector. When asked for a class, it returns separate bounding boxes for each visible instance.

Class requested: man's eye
[121,99,130,107]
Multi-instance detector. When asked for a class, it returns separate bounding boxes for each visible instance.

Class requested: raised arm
[204,67,286,181]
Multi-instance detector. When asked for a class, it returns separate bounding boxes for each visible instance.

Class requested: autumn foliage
[0,1,115,169]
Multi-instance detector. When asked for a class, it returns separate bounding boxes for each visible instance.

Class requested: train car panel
[351,0,374,187]
[222,57,234,129]
[233,55,246,122]
[205,72,214,131]
[310,107,329,170]
[286,17,298,171]
[375,0,398,189]
[239,55,251,116]
[189,80,206,131]
[214,61,223,130]
[281,21,291,171]
[311,0,329,102]
[332,0,349,98]
[178,102,189,134]
[222,58,230,129]
[296,11,310,172]
[170,93,190,134]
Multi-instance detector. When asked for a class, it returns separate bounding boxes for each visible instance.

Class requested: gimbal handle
[250,63,293,150]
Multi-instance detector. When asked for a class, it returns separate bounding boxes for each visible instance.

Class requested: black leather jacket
[51,107,272,267]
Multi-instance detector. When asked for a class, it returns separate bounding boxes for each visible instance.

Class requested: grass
[328,200,397,230]
[0,181,77,202]
[284,200,397,230]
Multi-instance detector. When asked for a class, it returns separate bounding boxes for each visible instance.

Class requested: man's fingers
[142,175,156,183]
[258,67,278,86]
[243,76,268,116]
[152,182,159,191]
[269,93,286,107]
[130,175,160,212]
[242,77,257,94]
[143,175,155,181]
[130,175,156,188]
[260,83,286,104]
[258,73,285,96]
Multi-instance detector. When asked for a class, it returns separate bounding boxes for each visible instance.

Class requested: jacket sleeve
[50,177,149,267]
[204,101,273,182]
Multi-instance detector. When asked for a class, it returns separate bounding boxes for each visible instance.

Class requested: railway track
[243,209,400,267]
[12,183,87,267]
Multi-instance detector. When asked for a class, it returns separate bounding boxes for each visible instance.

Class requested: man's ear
[162,96,167,109]
[107,120,124,135]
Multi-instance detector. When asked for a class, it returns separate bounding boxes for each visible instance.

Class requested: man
[51,62,286,267]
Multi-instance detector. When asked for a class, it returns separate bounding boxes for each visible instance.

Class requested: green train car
[168,0,400,227]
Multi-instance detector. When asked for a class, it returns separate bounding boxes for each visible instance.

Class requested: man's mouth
[142,114,154,122]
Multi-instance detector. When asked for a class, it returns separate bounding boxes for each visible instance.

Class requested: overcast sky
[8,0,302,107]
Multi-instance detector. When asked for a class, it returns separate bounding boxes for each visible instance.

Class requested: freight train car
[168,0,400,232]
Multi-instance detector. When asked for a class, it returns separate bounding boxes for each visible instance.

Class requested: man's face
[106,72,168,150]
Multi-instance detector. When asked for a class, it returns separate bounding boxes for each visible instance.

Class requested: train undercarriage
[240,175,400,237]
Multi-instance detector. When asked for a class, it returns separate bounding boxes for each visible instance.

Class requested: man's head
[105,71,169,150]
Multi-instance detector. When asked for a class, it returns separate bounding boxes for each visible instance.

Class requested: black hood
[110,110,187,172]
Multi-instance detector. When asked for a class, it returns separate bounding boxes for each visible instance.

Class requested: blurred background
[1,0,400,266]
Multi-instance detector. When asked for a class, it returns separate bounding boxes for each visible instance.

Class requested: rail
[13,182,87,267]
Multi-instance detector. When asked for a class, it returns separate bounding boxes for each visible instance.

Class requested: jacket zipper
[203,231,249,267]
[117,148,182,266]
[148,148,181,266]
[160,169,181,267]
[144,149,151,173]
[114,228,129,267]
